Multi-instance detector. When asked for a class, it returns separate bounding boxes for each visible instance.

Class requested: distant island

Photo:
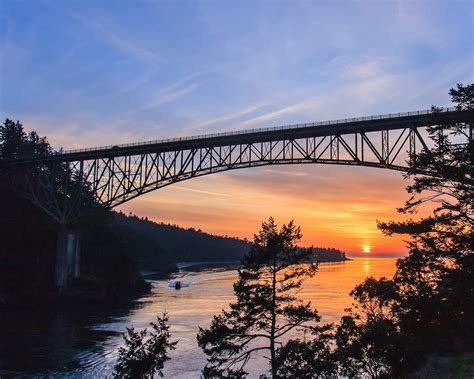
[309,247,350,262]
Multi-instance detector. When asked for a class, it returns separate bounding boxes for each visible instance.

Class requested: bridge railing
[62,107,456,155]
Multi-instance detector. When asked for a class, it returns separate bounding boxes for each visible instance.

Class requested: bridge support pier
[55,226,81,289]
[73,230,81,279]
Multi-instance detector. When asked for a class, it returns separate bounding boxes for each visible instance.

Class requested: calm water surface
[0,257,397,378]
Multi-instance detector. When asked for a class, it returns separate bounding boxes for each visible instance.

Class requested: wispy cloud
[188,102,269,132]
[64,10,161,64]
[235,100,316,129]
[136,71,204,112]
[106,72,203,131]
[108,68,160,98]
[342,59,386,80]
[140,84,198,111]
[172,185,235,198]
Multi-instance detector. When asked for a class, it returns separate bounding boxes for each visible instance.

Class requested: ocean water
[0,257,398,378]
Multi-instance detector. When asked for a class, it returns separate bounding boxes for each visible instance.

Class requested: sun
[362,246,371,253]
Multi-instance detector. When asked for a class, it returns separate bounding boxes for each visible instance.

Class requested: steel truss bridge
[1,106,472,286]
[3,107,473,226]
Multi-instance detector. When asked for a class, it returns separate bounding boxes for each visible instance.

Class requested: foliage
[379,83,474,353]
[0,120,59,296]
[334,83,473,377]
[197,217,330,378]
[79,212,151,293]
[0,193,58,296]
[0,118,52,159]
[0,118,98,221]
[114,313,177,378]
[0,117,266,301]
[333,278,405,378]
[274,325,335,378]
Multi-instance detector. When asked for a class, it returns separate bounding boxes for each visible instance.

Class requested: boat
[168,279,190,289]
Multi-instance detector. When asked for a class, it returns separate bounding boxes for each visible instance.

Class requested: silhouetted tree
[334,83,474,376]
[0,118,52,159]
[378,83,474,355]
[197,217,330,378]
[114,313,177,378]
[274,329,335,378]
[333,278,405,378]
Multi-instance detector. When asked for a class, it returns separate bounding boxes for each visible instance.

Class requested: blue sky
[1,0,473,252]
[1,0,472,148]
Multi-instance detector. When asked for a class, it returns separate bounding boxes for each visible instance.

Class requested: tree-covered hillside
[114,212,350,266]
[113,212,251,263]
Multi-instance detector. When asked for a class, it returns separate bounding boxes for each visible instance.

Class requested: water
[0,257,397,378]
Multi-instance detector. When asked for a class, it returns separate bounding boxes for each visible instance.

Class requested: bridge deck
[3,107,473,164]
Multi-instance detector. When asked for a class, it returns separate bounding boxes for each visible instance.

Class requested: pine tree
[197,217,331,378]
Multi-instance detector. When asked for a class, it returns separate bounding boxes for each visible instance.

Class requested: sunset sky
[1,0,473,255]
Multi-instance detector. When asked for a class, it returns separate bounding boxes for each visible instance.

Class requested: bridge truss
[2,106,472,287]
[3,107,473,225]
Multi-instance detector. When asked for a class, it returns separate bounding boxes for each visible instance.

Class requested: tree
[377,83,474,353]
[0,118,52,159]
[334,83,474,376]
[0,118,58,197]
[197,217,330,378]
[333,278,405,378]
[0,119,25,159]
[114,313,177,378]
[274,327,335,378]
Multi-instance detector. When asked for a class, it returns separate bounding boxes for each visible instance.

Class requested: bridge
[2,106,473,287]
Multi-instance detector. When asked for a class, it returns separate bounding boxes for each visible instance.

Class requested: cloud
[132,71,203,113]
[108,68,160,98]
[235,100,317,129]
[140,83,198,111]
[64,10,161,64]
[172,185,235,198]
[187,102,270,132]
[342,59,386,80]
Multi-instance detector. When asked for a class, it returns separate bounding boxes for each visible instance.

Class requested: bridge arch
[106,154,408,211]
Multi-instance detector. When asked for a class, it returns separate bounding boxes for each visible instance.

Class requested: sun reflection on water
[363,258,371,274]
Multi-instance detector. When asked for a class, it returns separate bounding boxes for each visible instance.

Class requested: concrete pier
[55,226,81,288]
[74,230,81,278]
